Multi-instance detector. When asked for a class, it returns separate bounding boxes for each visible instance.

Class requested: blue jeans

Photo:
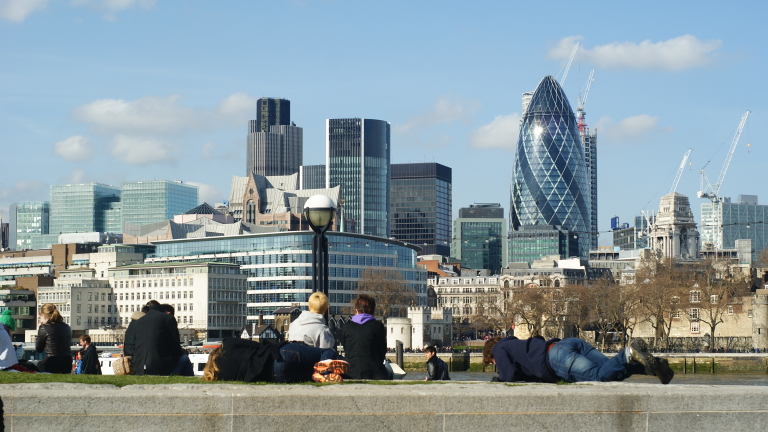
[170,354,194,377]
[548,338,637,382]
[273,343,336,383]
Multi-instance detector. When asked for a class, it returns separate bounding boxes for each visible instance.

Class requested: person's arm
[123,321,136,356]
[426,359,436,381]
[317,326,335,349]
[35,326,46,353]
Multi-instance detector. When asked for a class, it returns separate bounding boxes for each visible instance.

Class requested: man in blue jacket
[483,336,673,384]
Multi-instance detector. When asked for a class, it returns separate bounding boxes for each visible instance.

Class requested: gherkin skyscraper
[511,76,591,258]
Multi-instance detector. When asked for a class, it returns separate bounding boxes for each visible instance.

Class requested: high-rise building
[326,118,390,238]
[299,165,326,190]
[510,76,591,259]
[246,98,303,177]
[121,180,199,229]
[451,204,507,273]
[701,194,768,257]
[0,214,8,250]
[49,183,121,235]
[582,131,598,250]
[508,225,578,264]
[8,202,49,250]
[390,163,452,256]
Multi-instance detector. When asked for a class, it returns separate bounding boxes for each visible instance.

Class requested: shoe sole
[312,372,343,383]
[314,360,350,375]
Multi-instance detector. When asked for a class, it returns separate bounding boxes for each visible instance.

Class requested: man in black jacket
[78,335,101,375]
[124,303,184,376]
[424,345,450,381]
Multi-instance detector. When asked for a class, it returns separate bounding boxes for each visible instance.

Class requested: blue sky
[1,0,766,246]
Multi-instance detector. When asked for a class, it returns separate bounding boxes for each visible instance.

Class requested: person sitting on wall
[424,345,450,381]
[35,303,73,374]
[203,337,349,383]
[340,294,390,380]
[78,335,102,375]
[288,292,335,349]
[124,302,187,376]
[483,335,674,384]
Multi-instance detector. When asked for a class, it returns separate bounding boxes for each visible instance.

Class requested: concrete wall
[3,382,768,431]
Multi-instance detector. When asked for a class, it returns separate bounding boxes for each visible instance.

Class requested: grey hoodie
[287,311,335,349]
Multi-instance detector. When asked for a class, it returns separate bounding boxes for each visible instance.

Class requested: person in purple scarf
[340,294,391,380]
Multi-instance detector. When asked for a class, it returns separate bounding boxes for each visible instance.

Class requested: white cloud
[110,135,177,165]
[216,93,258,126]
[593,114,667,143]
[394,96,481,135]
[0,180,49,222]
[65,168,90,184]
[0,0,48,22]
[469,114,521,150]
[71,0,157,20]
[186,182,221,205]
[549,35,722,71]
[53,135,94,162]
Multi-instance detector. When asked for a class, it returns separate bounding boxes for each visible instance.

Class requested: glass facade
[701,198,768,257]
[451,204,507,273]
[121,181,199,229]
[148,231,426,322]
[390,163,452,256]
[511,76,591,258]
[49,183,121,235]
[509,224,578,264]
[327,118,390,238]
[9,201,49,250]
[299,164,326,190]
[246,98,302,177]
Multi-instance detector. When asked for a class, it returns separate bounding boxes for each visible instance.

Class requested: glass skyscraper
[246,98,303,177]
[451,204,507,273]
[49,183,121,235]
[511,76,591,259]
[701,195,768,258]
[121,180,199,229]
[8,201,49,250]
[326,118,390,238]
[390,163,452,256]
[299,164,326,190]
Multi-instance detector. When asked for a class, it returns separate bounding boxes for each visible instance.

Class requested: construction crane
[697,110,751,201]
[558,41,579,87]
[576,69,595,137]
[670,149,692,194]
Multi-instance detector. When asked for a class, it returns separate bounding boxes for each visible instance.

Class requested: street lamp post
[303,195,336,320]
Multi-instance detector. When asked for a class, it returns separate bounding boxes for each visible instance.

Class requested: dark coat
[493,336,560,383]
[426,355,450,381]
[36,321,72,356]
[123,305,184,376]
[215,337,283,382]
[340,319,389,380]
[80,344,102,375]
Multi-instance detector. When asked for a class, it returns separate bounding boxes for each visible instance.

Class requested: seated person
[483,336,673,384]
[288,292,335,349]
[340,294,390,380]
[203,337,348,383]
[424,346,450,381]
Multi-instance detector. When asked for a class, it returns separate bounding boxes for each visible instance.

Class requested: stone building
[385,306,453,349]
[648,192,700,260]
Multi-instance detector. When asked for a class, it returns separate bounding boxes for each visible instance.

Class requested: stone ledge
[2,382,767,432]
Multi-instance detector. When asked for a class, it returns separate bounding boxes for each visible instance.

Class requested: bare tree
[635,257,687,350]
[358,268,417,318]
[508,286,550,337]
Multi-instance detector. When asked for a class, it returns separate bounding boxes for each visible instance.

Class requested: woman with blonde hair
[36,303,73,374]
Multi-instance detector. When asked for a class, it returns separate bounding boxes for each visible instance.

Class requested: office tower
[326,118,390,238]
[49,183,121,235]
[299,165,326,190]
[582,131,598,250]
[8,202,49,250]
[701,194,767,256]
[121,180,199,229]
[451,204,507,273]
[246,98,303,177]
[0,214,7,250]
[510,76,591,259]
[390,163,452,256]
[508,225,578,264]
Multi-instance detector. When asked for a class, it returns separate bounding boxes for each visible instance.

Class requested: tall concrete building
[510,76,591,259]
[326,118,390,238]
[451,204,507,273]
[390,163,452,256]
[246,98,303,177]
[701,195,768,257]
[648,192,700,260]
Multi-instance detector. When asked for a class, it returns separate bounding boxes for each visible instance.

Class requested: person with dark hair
[424,345,450,381]
[78,335,101,375]
[124,302,187,376]
[123,300,159,355]
[482,336,674,384]
[340,294,390,380]
[35,303,73,374]
[158,304,175,315]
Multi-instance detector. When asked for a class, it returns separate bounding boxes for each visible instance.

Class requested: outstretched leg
[548,338,634,382]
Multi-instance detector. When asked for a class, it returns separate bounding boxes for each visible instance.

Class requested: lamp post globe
[303,195,336,234]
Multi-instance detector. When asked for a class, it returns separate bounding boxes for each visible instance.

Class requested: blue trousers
[548,338,642,383]
[273,343,336,383]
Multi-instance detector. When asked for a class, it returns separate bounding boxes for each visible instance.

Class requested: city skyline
[2,2,767,247]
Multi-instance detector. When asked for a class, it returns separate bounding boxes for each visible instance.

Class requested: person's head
[39,303,63,324]
[142,300,160,314]
[482,337,502,366]
[79,334,91,347]
[424,345,437,360]
[308,292,329,315]
[0,310,16,333]
[353,294,376,315]
[159,304,175,316]
[202,347,222,381]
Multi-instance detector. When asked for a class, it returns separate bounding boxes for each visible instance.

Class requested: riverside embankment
[3,381,768,432]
